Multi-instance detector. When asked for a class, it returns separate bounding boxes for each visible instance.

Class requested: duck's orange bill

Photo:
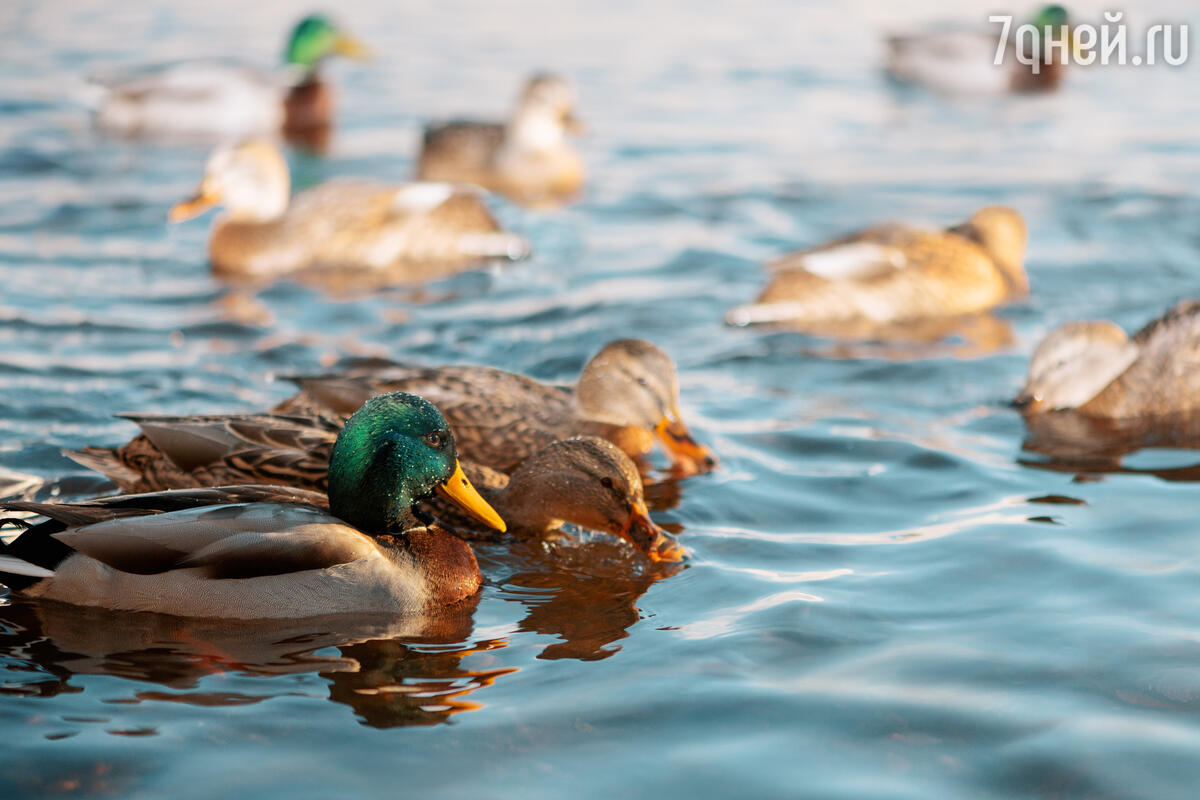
[437,460,506,532]
[618,501,685,563]
[169,186,221,223]
[654,416,717,476]
[334,34,372,60]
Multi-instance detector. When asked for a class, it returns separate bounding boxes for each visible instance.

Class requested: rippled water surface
[4,0,1200,797]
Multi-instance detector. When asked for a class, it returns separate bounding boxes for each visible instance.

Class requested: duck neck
[991,252,1029,295]
[1012,59,1065,93]
[505,110,564,153]
[222,180,290,225]
[572,415,657,462]
[285,71,324,104]
[1010,28,1067,92]
[283,60,321,88]
[951,222,1029,296]
[328,464,420,535]
[283,76,332,150]
[384,528,482,606]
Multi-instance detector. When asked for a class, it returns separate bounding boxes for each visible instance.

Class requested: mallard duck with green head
[885,5,1073,94]
[68,412,684,563]
[273,339,718,477]
[417,73,586,207]
[169,139,529,284]
[0,393,506,618]
[91,13,367,148]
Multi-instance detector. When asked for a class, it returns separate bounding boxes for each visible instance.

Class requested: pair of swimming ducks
[161,91,580,283]
[729,200,1200,419]
[95,14,582,186]
[169,157,1031,323]
[0,340,717,619]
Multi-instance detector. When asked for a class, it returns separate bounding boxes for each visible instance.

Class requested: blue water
[3,0,1200,797]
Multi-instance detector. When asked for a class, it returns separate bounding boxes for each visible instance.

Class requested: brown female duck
[274,339,717,477]
[416,73,585,207]
[726,206,1028,335]
[170,139,529,284]
[1017,300,1200,417]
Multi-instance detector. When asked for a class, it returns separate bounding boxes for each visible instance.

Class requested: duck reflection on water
[485,536,685,662]
[1018,409,1200,483]
[0,596,513,729]
[0,534,680,726]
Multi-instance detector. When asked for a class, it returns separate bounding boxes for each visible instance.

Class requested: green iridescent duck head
[328,392,505,534]
[284,14,369,74]
[1031,4,1072,49]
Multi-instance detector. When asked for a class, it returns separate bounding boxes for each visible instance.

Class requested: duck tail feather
[63,447,139,488]
[0,514,70,591]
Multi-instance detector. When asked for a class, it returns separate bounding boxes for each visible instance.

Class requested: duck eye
[600,477,614,490]
[637,377,649,388]
[424,431,445,449]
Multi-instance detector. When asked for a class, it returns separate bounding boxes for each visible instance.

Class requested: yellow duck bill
[436,460,507,532]
[333,33,372,60]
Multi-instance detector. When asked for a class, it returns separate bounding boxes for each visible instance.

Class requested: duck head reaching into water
[488,437,684,562]
[1018,300,1200,420]
[1017,321,1139,413]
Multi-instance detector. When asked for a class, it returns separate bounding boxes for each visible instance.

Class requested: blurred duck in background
[169,139,529,286]
[274,339,718,478]
[885,5,1072,94]
[726,206,1028,339]
[69,417,685,563]
[417,73,585,208]
[89,13,368,151]
[1017,301,1200,417]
